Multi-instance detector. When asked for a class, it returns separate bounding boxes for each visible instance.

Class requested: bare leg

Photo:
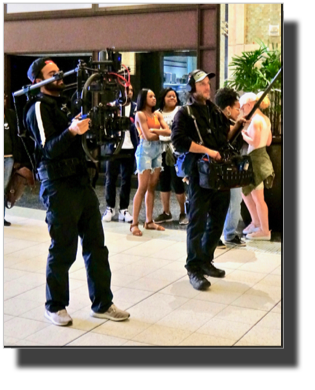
[160,191,171,214]
[251,189,270,235]
[131,170,151,235]
[145,168,165,230]
[175,193,186,214]
[242,192,260,228]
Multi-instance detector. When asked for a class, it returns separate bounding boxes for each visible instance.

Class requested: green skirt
[242,146,275,196]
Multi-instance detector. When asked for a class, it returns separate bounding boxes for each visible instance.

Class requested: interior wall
[227,4,282,80]
[4,11,197,53]
[4,5,221,99]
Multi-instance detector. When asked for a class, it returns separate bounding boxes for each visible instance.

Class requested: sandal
[130,222,142,236]
[143,221,165,231]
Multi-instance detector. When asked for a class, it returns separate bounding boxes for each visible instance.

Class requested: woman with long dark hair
[154,88,188,225]
[130,89,171,236]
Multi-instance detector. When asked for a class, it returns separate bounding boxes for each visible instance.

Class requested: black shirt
[171,98,230,173]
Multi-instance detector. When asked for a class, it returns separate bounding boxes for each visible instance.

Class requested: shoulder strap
[185,105,204,145]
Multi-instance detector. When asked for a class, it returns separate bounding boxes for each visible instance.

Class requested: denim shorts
[135,139,163,174]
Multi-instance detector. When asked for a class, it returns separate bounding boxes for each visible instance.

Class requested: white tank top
[247,113,271,154]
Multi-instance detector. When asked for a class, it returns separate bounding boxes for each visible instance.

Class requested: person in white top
[154,88,188,225]
[102,85,138,223]
[240,92,274,241]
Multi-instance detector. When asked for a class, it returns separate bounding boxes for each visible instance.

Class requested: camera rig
[12,49,132,167]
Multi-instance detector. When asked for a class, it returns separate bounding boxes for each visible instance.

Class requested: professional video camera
[12,48,132,168]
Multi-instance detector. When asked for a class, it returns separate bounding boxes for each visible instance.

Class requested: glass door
[163,52,197,104]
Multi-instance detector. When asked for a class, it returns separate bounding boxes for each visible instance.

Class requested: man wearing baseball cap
[171,69,231,291]
[25,57,130,326]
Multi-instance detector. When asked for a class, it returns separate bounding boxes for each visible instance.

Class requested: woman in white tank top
[239,92,274,241]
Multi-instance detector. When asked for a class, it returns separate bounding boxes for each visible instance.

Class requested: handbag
[165,144,176,167]
[197,150,254,190]
[182,105,254,190]
[5,166,35,208]
[174,152,189,177]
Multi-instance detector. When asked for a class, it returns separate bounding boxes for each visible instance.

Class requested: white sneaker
[243,223,260,235]
[118,209,133,223]
[45,309,72,326]
[102,207,115,222]
[246,231,271,241]
[90,304,130,322]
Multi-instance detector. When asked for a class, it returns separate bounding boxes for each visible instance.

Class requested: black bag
[197,152,254,190]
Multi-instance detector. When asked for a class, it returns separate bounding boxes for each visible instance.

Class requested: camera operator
[171,69,232,291]
[25,57,130,326]
[102,84,138,223]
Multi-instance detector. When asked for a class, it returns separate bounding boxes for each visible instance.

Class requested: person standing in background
[130,88,171,236]
[154,88,188,226]
[4,93,21,226]
[240,92,274,241]
[102,84,138,223]
[215,87,246,247]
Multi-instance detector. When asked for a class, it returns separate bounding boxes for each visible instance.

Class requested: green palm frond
[224,42,282,135]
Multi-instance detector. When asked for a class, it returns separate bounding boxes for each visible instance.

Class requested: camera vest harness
[24,94,87,182]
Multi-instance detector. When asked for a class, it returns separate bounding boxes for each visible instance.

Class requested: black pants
[40,178,113,313]
[186,172,230,272]
[159,151,185,194]
[105,149,135,210]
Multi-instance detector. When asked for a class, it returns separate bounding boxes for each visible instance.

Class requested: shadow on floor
[12,180,281,242]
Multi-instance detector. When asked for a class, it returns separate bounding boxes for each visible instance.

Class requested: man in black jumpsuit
[25,58,130,325]
[171,69,231,291]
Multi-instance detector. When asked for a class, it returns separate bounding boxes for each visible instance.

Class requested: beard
[45,81,65,93]
[193,91,210,104]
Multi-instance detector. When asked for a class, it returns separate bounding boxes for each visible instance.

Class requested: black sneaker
[188,271,211,291]
[225,235,246,247]
[217,239,226,249]
[154,211,173,223]
[4,219,11,227]
[201,262,226,278]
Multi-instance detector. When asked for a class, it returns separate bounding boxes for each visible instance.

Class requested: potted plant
[225,42,282,135]
[225,42,282,234]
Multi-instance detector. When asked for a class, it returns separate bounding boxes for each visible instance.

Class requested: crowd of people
[3,57,275,325]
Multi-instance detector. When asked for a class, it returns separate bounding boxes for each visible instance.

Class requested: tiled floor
[3,206,282,347]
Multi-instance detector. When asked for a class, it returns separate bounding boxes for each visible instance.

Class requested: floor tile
[111,287,153,305]
[93,318,151,339]
[255,312,282,330]
[235,327,282,346]
[159,279,201,299]
[231,292,280,311]
[67,332,127,346]
[214,305,268,325]
[4,206,282,347]
[132,324,192,346]
[24,325,86,346]
[4,297,43,316]
[156,304,218,332]
[4,317,50,340]
[126,276,171,292]
[4,279,39,300]
[197,317,255,342]
[179,332,234,346]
